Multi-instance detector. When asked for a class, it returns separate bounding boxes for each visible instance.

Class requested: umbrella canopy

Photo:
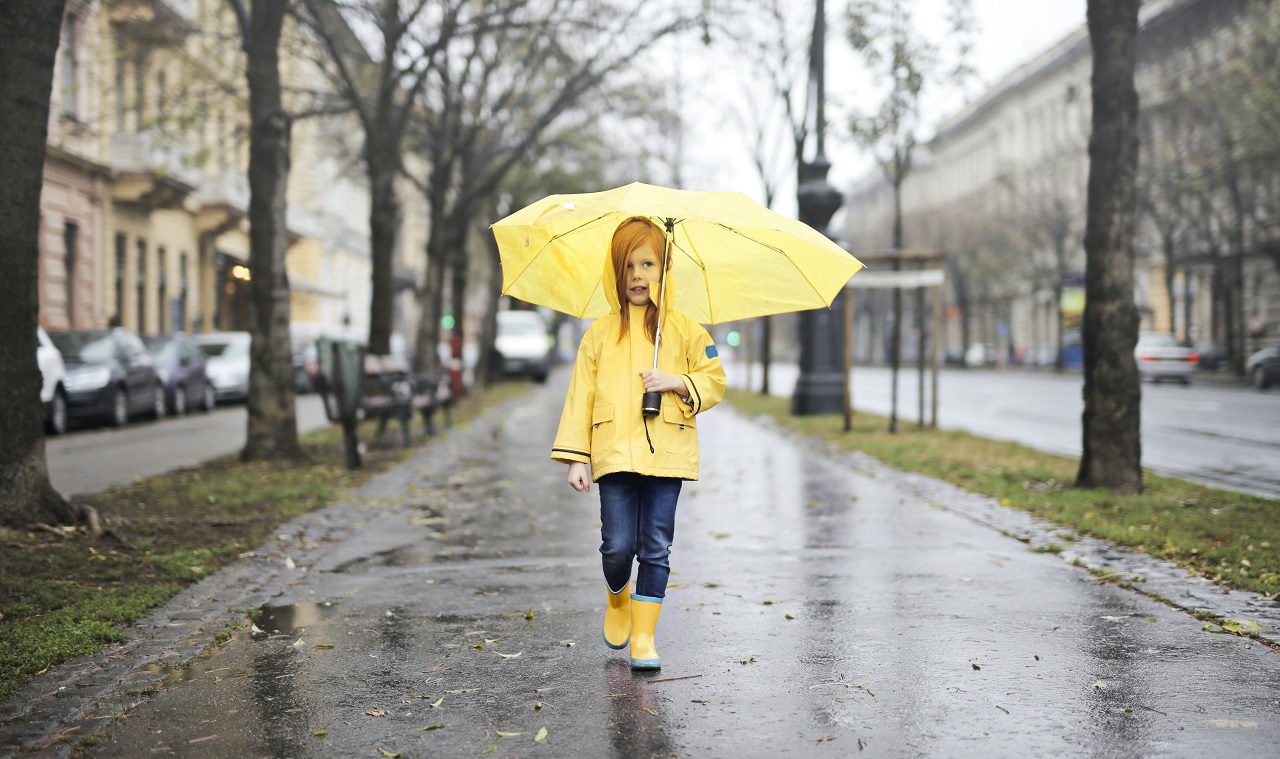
[492,182,863,325]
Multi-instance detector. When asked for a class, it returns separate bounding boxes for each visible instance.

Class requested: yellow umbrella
[492,182,863,325]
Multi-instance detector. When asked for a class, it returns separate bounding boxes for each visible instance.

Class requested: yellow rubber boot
[603,583,631,650]
[629,596,663,670]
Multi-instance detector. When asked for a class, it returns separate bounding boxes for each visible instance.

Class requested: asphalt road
[70,370,1280,758]
[733,363,1280,499]
[44,394,332,497]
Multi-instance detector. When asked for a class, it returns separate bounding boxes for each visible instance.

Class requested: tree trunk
[475,225,504,389]
[414,219,455,375]
[889,173,904,433]
[241,0,302,462]
[759,316,771,395]
[1162,236,1178,337]
[0,0,77,528]
[449,225,469,373]
[367,143,399,357]
[1077,0,1143,494]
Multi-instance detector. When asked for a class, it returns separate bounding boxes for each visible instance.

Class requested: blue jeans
[598,472,682,600]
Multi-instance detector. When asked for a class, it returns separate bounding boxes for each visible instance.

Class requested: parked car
[492,310,552,382]
[1246,343,1280,389]
[1134,332,1196,384]
[37,327,68,435]
[47,328,165,427]
[194,331,251,402]
[145,334,216,415]
[1028,344,1058,368]
[964,343,996,368]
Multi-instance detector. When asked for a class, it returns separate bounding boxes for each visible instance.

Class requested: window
[134,56,146,128]
[114,233,126,326]
[157,247,167,335]
[137,239,147,334]
[115,57,126,131]
[177,252,188,332]
[61,13,78,117]
[64,222,78,328]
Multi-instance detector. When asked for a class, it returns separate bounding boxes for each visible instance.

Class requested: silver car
[194,331,251,402]
[1134,332,1195,384]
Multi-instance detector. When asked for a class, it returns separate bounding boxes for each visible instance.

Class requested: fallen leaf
[524,609,535,620]
[498,651,524,659]
[534,727,548,742]
[496,731,524,738]
[429,697,444,708]
[376,749,400,758]
[366,709,388,717]
[816,735,835,742]
[292,638,306,649]
[314,643,334,649]
[1222,619,1263,634]
[473,642,484,651]
[642,707,657,716]
[972,663,981,671]
[312,730,327,737]
[416,724,447,732]
[785,614,795,620]
[740,656,756,665]
[762,600,774,605]
[484,637,504,644]
[1093,681,1107,689]
[284,556,296,569]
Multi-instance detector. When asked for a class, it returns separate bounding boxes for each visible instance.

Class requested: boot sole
[630,658,661,670]
[603,630,630,650]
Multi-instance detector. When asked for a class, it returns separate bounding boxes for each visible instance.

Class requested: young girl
[551,216,726,670]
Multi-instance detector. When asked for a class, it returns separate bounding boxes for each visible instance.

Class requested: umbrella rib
[502,212,618,313]
[712,221,830,305]
[671,233,715,322]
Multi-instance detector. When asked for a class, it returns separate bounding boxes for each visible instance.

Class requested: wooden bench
[359,355,452,446]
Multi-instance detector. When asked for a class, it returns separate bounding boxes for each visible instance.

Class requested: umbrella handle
[643,222,674,418]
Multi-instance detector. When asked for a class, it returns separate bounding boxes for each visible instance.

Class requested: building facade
[842,0,1280,369]
[38,0,426,354]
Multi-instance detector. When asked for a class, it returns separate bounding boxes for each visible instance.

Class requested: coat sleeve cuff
[551,448,591,465]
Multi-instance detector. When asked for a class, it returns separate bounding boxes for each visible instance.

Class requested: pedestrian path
[7,371,1279,758]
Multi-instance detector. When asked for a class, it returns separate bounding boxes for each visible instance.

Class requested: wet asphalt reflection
[85,369,1280,758]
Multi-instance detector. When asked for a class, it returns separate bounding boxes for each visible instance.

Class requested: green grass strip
[726,388,1280,598]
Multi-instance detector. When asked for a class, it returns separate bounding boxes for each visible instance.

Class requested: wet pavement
[7,370,1280,757]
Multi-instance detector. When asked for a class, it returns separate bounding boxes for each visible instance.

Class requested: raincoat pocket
[591,403,616,459]
[660,401,696,457]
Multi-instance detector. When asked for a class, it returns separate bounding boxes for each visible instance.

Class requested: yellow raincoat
[551,275,726,481]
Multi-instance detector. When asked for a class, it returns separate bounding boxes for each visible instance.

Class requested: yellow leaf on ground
[535,727,548,742]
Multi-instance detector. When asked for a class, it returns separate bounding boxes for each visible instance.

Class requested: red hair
[610,217,670,344]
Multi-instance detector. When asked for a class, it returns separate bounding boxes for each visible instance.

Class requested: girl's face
[625,243,662,306]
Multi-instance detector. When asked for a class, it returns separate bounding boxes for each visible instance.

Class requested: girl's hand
[567,462,590,492]
[639,368,686,394]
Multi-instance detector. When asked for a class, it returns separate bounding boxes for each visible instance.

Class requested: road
[60,369,1279,758]
[731,363,1280,499]
[45,394,332,497]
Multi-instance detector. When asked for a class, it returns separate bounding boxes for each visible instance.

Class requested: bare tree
[0,0,78,528]
[299,0,469,356]
[225,0,305,462]
[729,0,812,395]
[1022,154,1085,369]
[405,0,704,375]
[844,0,973,432]
[1077,0,1142,493]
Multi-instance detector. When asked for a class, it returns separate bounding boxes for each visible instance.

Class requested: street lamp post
[791,0,846,416]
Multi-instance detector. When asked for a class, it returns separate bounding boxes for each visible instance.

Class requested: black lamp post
[791,0,846,416]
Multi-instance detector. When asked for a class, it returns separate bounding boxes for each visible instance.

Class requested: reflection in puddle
[255,601,338,634]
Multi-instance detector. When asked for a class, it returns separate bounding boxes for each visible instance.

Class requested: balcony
[108,0,194,46]
[109,130,198,210]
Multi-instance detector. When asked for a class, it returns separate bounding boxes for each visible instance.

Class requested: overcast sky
[672,0,1087,215]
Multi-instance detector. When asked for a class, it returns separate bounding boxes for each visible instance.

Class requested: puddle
[255,601,339,634]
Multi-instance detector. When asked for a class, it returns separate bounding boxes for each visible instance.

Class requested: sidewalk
[4,373,1278,757]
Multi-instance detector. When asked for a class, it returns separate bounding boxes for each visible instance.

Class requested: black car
[145,334,217,415]
[1247,343,1280,389]
[48,328,165,427]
